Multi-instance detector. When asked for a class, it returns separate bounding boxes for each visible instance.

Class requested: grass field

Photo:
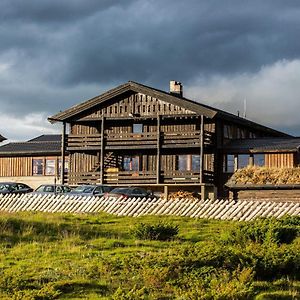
[0,212,299,299]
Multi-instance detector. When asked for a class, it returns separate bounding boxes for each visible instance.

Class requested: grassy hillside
[0,212,299,299]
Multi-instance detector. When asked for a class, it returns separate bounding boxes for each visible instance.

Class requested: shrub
[222,217,299,246]
[132,222,179,241]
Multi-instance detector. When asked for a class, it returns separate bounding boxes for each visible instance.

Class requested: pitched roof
[48,81,289,137]
[0,134,7,142]
[223,137,300,153]
[27,134,61,142]
[0,135,62,156]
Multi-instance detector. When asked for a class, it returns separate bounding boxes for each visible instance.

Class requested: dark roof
[0,134,62,156]
[48,81,289,137]
[27,134,61,142]
[223,137,300,153]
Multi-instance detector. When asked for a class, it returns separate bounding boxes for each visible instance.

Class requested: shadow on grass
[0,217,131,246]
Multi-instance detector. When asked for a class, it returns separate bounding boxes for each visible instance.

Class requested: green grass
[0,212,298,299]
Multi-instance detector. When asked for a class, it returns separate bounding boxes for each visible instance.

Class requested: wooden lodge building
[0,135,68,189]
[47,80,299,199]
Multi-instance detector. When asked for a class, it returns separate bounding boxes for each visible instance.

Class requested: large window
[224,155,234,173]
[123,156,140,171]
[238,154,250,169]
[178,155,200,171]
[45,159,56,175]
[254,154,265,166]
[33,157,66,176]
[33,159,43,175]
[133,124,143,133]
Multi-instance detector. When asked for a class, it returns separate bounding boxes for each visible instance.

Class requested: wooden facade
[49,81,291,198]
[0,135,68,189]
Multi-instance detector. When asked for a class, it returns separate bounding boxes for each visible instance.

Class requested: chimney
[170,80,183,97]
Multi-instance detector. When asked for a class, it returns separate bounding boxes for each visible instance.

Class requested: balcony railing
[104,171,157,184]
[67,169,214,185]
[67,134,102,150]
[105,132,157,149]
[66,130,215,151]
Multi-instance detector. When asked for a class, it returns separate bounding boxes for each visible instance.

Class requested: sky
[1,0,300,142]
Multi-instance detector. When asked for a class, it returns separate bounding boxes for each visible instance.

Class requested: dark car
[69,185,112,196]
[0,182,33,194]
[33,184,72,194]
[106,187,154,199]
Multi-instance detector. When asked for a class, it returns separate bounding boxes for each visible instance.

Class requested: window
[123,156,140,171]
[178,155,188,171]
[33,159,43,175]
[192,155,200,171]
[45,159,55,175]
[225,155,234,173]
[254,154,265,166]
[178,155,200,171]
[133,124,143,133]
[238,154,249,169]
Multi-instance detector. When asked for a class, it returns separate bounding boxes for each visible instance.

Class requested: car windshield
[110,188,130,194]
[0,184,11,191]
[60,186,71,193]
[73,186,95,193]
[35,185,46,192]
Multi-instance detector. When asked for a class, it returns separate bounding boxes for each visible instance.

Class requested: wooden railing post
[60,122,66,184]
[156,114,161,184]
[200,115,204,184]
[100,116,105,184]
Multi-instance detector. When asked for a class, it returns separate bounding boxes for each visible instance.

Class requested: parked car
[69,185,112,196]
[33,184,72,194]
[0,182,33,194]
[105,187,154,199]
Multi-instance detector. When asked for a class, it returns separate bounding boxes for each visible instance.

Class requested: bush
[132,222,179,241]
[222,217,299,246]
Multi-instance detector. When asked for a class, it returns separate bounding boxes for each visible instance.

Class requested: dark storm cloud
[59,0,300,87]
[0,0,300,140]
[0,0,133,23]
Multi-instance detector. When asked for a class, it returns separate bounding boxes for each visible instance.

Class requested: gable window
[133,124,143,133]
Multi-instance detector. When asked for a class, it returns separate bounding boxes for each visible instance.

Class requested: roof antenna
[243,98,247,118]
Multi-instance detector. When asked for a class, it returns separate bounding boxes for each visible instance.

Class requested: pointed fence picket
[0,193,298,220]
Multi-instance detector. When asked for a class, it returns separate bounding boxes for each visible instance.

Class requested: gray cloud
[0,0,300,140]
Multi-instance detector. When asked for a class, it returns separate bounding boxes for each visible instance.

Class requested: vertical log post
[156,114,161,184]
[199,115,204,184]
[100,116,105,184]
[234,154,238,172]
[60,122,66,184]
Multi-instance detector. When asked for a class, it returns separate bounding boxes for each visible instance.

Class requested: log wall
[265,153,295,168]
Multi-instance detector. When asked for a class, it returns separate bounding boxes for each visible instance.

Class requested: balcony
[67,169,214,185]
[66,130,215,151]
[67,134,102,151]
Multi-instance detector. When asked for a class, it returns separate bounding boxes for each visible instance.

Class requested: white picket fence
[0,193,299,221]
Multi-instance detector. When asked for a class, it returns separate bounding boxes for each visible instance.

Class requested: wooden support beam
[100,116,105,184]
[234,154,238,172]
[156,114,161,184]
[60,122,66,184]
[199,115,204,184]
